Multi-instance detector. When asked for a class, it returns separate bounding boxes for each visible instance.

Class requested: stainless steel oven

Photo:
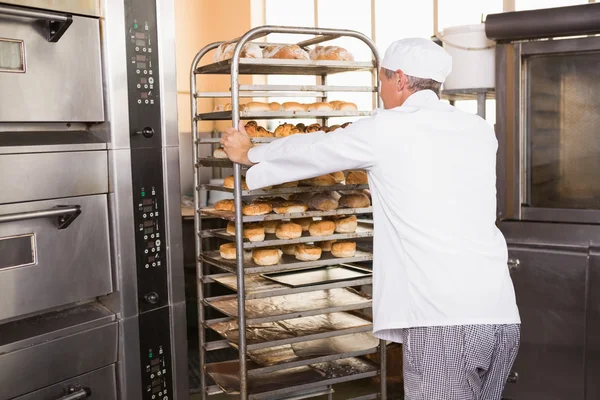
[0,1,187,399]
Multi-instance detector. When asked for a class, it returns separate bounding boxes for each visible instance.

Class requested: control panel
[124,0,173,399]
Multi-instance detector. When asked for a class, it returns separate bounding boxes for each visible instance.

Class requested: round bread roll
[294,217,312,231]
[306,102,333,112]
[214,199,235,212]
[331,241,356,258]
[226,221,235,235]
[252,248,282,266]
[317,240,336,252]
[275,222,303,239]
[311,174,337,186]
[331,171,345,183]
[338,102,358,111]
[295,244,322,261]
[281,244,296,256]
[326,125,341,132]
[245,121,274,137]
[309,220,335,236]
[273,201,309,214]
[258,196,287,208]
[214,42,263,62]
[219,242,237,259]
[334,215,357,233]
[308,46,354,61]
[223,175,249,190]
[274,181,299,188]
[281,102,306,112]
[345,170,368,185]
[328,100,344,110]
[295,123,306,133]
[263,44,310,60]
[213,147,228,159]
[308,192,339,211]
[263,220,279,234]
[274,123,301,137]
[269,102,282,111]
[299,178,313,186]
[226,222,265,242]
[242,102,270,112]
[339,193,371,208]
[305,123,322,133]
[242,202,273,216]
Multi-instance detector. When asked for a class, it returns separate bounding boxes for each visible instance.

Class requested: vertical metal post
[379,339,387,399]
[477,91,486,119]
[321,73,328,128]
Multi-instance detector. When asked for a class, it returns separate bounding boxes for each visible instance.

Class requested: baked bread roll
[244,121,274,138]
[214,199,235,212]
[334,215,357,233]
[269,102,282,111]
[331,171,345,183]
[317,240,336,252]
[258,196,287,208]
[331,241,356,258]
[263,220,279,234]
[223,175,249,190]
[273,201,309,214]
[213,147,227,159]
[295,123,306,133]
[252,248,282,266]
[308,192,339,211]
[339,193,371,208]
[328,100,344,110]
[281,244,296,256]
[289,192,314,203]
[274,123,301,137]
[338,102,358,111]
[345,170,368,185]
[309,220,335,236]
[305,123,322,133]
[275,222,303,239]
[299,178,313,186]
[224,103,232,111]
[294,217,312,231]
[311,174,337,186]
[326,125,341,132]
[295,244,322,261]
[242,202,273,216]
[341,122,352,128]
[274,181,299,188]
[306,102,333,112]
[226,222,265,242]
[220,243,237,259]
[263,44,310,60]
[214,42,263,62]
[241,102,270,112]
[309,46,354,61]
[282,102,306,112]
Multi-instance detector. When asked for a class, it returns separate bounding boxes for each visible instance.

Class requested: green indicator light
[149,353,153,358]
[141,191,145,197]
[134,23,138,29]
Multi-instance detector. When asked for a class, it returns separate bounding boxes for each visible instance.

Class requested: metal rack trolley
[190,26,386,400]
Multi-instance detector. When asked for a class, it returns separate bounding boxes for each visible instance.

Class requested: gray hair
[382,67,442,97]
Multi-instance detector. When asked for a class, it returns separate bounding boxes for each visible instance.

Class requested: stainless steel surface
[0,204,80,225]
[53,388,91,400]
[261,264,372,288]
[0,150,108,204]
[0,317,117,399]
[198,110,372,121]
[0,195,112,321]
[201,206,372,222]
[170,301,189,400]
[587,247,600,400]
[0,0,101,17]
[0,13,104,122]
[13,364,116,400]
[200,183,369,197]
[195,58,374,75]
[0,130,106,154]
[114,316,143,400]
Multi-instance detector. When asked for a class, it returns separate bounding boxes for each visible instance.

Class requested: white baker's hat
[381,38,452,83]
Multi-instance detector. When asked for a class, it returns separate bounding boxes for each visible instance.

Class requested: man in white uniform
[221,38,521,399]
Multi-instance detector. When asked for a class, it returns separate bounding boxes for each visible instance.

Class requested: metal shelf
[202,222,374,249]
[200,183,370,197]
[195,58,375,76]
[197,110,372,121]
[200,206,373,222]
[199,137,277,144]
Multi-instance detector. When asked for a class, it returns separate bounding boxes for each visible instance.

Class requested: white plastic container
[438,23,496,90]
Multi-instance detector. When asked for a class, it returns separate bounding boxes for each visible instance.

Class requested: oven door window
[526,51,600,210]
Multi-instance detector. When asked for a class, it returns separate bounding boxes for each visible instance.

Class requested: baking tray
[205,287,371,323]
[197,110,372,121]
[199,183,369,197]
[204,221,374,249]
[260,264,372,288]
[205,356,378,398]
[194,57,375,76]
[200,206,372,222]
[200,249,373,275]
[207,311,372,350]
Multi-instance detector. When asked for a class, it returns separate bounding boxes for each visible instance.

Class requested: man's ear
[395,69,406,92]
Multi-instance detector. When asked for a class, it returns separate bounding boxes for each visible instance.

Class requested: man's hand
[220,121,254,166]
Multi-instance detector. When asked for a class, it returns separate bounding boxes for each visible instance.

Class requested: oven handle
[0,205,81,230]
[0,4,73,42]
[54,387,91,400]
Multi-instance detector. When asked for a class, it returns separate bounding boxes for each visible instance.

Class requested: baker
[220,38,521,400]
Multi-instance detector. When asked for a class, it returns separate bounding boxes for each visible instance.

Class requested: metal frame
[191,25,385,400]
[496,36,600,224]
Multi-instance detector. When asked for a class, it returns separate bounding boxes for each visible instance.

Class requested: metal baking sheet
[205,357,378,397]
[261,265,372,288]
[207,311,372,348]
[205,287,371,321]
[199,137,276,144]
[205,222,374,249]
[200,206,372,222]
[195,58,375,76]
[199,183,369,197]
[197,110,372,121]
[200,249,373,275]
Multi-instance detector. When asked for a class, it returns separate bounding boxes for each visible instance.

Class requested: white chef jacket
[246,89,521,342]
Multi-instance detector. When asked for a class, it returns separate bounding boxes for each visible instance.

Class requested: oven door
[0,194,112,320]
[496,36,600,224]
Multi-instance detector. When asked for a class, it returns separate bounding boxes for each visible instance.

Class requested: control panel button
[145,292,159,304]
[155,239,161,246]
[148,77,154,84]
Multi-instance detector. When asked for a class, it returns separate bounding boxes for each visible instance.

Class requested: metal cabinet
[504,245,587,400]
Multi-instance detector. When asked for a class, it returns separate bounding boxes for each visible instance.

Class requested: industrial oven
[0,1,187,399]
[486,4,600,400]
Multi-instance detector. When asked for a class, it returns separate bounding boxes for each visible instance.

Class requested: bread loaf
[345,170,368,185]
[274,181,299,188]
[338,102,358,111]
[252,248,282,266]
[273,201,309,214]
[294,244,322,261]
[242,202,273,216]
[309,46,354,61]
[214,199,235,212]
[274,123,301,137]
[263,220,279,234]
[214,42,263,62]
[281,244,296,256]
[282,102,306,112]
[305,123,322,133]
[219,242,237,260]
[339,193,371,208]
[263,44,310,60]
[317,240,336,252]
[213,147,227,159]
[275,222,303,240]
[227,221,265,242]
[331,171,345,183]
[334,215,358,233]
[311,174,337,187]
[308,192,340,211]
[309,220,335,236]
[331,241,356,258]
[223,175,249,190]
[241,102,271,112]
[269,102,282,111]
[294,217,313,231]
[306,102,333,112]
